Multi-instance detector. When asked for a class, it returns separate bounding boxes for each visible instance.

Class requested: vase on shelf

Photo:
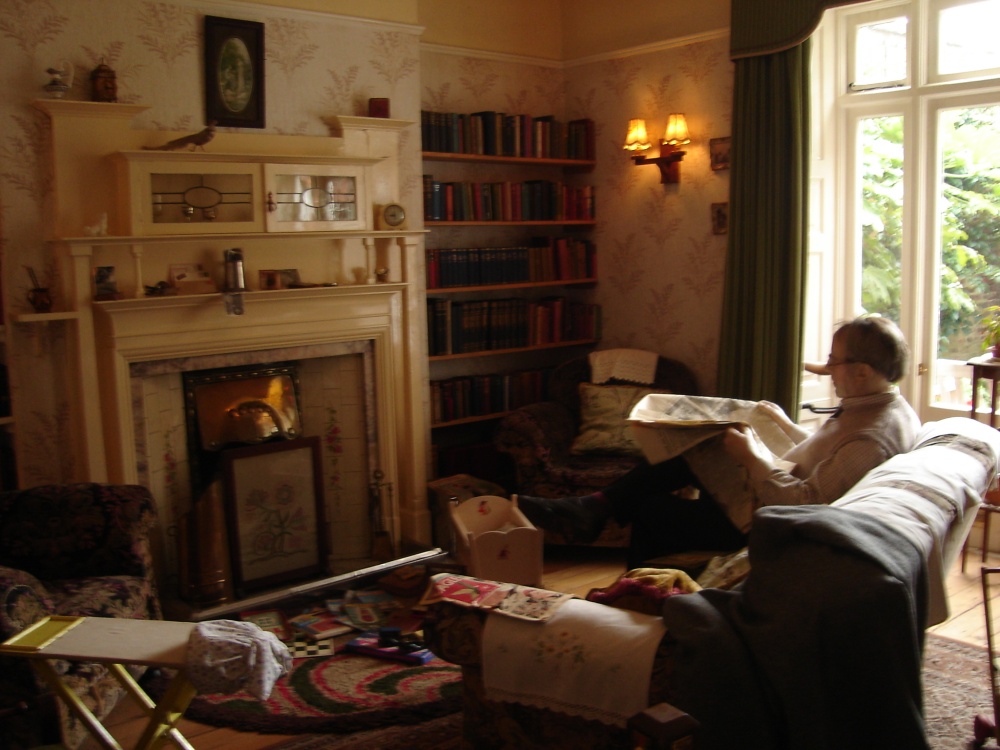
[27,288,52,313]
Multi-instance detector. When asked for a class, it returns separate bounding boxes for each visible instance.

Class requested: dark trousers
[603,457,748,569]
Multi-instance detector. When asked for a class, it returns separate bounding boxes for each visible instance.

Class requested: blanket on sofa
[662,504,929,750]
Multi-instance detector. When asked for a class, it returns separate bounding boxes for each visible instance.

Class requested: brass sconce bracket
[631,145,686,184]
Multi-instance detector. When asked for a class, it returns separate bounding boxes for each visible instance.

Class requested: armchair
[0,483,162,750]
[493,352,699,545]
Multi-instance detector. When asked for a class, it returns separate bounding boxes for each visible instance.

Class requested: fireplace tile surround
[35,101,432,609]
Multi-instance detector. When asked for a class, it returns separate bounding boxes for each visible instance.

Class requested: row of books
[427,296,601,356]
[422,176,595,222]
[421,111,595,161]
[430,368,551,424]
[426,238,596,289]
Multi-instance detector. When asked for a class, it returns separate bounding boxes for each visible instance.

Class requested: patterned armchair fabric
[494,354,699,546]
[0,483,162,750]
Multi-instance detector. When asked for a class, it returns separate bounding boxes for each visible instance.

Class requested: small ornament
[90,60,118,103]
[43,61,73,98]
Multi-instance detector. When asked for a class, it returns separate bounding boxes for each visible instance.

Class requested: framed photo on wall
[710,137,731,171]
[204,15,265,128]
[223,436,326,594]
[711,202,729,235]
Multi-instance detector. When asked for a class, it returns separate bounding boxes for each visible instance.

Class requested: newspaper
[627,394,798,532]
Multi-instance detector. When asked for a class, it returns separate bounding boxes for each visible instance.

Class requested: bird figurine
[143,121,217,152]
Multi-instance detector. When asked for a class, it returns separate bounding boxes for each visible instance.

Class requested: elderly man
[520,316,921,568]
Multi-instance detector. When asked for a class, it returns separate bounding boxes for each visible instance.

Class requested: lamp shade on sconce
[663,114,690,146]
[624,119,651,151]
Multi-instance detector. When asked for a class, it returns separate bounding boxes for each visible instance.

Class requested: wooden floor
[82,543,998,750]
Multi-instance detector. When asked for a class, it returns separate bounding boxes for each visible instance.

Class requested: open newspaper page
[627,394,798,532]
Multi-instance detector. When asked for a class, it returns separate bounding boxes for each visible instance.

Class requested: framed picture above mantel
[204,15,265,128]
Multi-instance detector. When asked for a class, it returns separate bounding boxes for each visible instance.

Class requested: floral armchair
[493,353,699,546]
[0,483,162,750]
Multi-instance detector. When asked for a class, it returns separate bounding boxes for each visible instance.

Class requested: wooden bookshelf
[422,112,599,484]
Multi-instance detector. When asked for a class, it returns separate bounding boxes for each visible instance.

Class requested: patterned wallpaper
[421,35,733,394]
[0,0,422,485]
[0,0,731,486]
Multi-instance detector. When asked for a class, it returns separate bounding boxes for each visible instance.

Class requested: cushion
[570,383,668,456]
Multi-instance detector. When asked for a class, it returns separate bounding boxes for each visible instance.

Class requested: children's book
[287,609,354,639]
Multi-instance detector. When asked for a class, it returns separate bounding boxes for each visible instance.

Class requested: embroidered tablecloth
[481,597,666,726]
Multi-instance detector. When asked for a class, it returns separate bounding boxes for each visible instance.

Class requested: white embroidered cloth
[482,598,666,726]
[185,619,292,700]
[589,348,658,385]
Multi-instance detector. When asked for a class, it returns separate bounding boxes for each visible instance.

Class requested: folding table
[0,616,197,750]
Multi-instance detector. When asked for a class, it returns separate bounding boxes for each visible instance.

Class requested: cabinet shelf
[429,339,597,362]
[428,278,596,294]
[432,411,510,429]
[422,151,594,169]
[13,311,80,324]
[425,219,594,228]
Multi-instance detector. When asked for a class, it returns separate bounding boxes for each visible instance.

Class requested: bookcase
[421,111,598,485]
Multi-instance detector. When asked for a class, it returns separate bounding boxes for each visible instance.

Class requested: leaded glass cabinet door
[263,164,369,232]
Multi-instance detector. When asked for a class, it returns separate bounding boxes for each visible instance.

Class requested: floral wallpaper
[421,36,733,395]
[0,0,731,488]
[0,0,421,485]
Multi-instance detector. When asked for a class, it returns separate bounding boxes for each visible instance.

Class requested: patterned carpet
[262,633,993,750]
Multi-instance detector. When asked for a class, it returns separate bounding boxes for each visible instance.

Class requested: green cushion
[570,383,668,456]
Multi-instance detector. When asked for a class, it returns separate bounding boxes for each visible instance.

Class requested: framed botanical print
[223,436,326,594]
[204,15,265,128]
[710,137,731,171]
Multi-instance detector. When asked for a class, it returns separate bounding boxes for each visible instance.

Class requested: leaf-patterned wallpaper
[421,36,733,395]
[0,0,421,486]
[0,0,731,487]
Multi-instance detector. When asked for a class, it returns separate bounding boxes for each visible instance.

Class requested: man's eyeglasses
[825,356,859,367]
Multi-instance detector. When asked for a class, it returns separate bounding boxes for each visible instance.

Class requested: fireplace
[131,346,379,605]
[41,104,432,618]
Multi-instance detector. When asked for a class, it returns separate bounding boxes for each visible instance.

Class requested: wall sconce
[624,114,690,184]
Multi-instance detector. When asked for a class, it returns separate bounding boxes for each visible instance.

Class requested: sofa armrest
[0,566,55,641]
[0,484,158,580]
[494,402,577,465]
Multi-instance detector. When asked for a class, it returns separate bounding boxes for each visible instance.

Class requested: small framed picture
[711,202,729,235]
[204,15,265,129]
[259,269,282,290]
[93,266,121,300]
[223,436,327,595]
[710,137,731,171]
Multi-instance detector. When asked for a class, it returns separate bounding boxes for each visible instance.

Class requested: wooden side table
[968,354,1000,428]
[0,616,197,750]
[962,355,1000,571]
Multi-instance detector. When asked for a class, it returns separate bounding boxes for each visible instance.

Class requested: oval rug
[146,652,463,734]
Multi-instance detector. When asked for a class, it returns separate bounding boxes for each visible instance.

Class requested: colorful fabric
[420,573,573,622]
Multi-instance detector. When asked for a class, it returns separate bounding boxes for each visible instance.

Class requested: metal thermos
[223,248,247,315]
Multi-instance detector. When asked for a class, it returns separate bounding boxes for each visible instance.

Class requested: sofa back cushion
[0,483,156,580]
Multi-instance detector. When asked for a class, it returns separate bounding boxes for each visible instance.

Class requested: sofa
[0,483,162,750]
[424,416,1000,749]
[493,352,700,546]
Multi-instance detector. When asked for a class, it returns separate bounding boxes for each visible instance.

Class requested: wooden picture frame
[711,202,729,235]
[204,15,265,129]
[223,436,326,594]
[710,137,731,171]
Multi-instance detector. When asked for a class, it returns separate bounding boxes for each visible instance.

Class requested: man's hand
[722,425,774,482]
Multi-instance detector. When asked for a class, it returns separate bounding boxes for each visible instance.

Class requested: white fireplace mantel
[36,101,432,564]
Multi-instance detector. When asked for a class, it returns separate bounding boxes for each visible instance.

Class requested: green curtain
[716,40,811,415]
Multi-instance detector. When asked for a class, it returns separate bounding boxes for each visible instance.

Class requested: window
[809,0,1000,422]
